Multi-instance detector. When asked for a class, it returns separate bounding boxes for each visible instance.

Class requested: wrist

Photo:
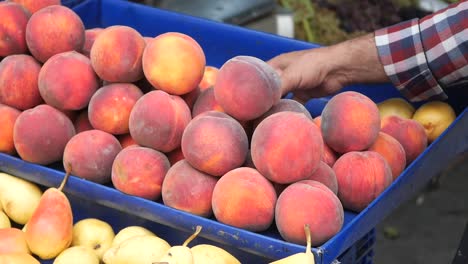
[330,33,390,85]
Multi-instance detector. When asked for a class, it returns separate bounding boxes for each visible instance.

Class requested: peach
[90,25,146,82]
[162,159,218,217]
[88,83,144,135]
[214,55,281,121]
[129,90,191,152]
[0,2,31,57]
[321,91,381,153]
[0,54,42,110]
[26,5,85,63]
[243,149,256,169]
[73,109,93,133]
[304,161,338,194]
[198,66,219,91]
[368,132,407,180]
[333,151,393,212]
[0,228,29,254]
[191,87,224,117]
[112,146,170,200]
[275,180,344,246]
[118,133,138,149]
[9,0,60,14]
[13,104,75,165]
[211,167,277,232]
[251,111,323,184]
[313,116,339,167]
[142,32,205,95]
[253,98,312,129]
[166,147,185,166]
[81,27,103,57]
[0,104,21,155]
[38,51,99,110]
[380,115,428,164]
[63,129,122,184]
[181,86,201,110]
[181,111,249,176]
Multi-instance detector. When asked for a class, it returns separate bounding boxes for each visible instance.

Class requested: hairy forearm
[328,33,390,85]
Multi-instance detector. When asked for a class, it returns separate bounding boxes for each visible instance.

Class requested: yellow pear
[412,100,456,143]
[0,210,11,228]
[270,224,315,264]
[102,235,170,264]
[191,244,240,264]
[0,172,43,225]
[159,225,202,264]
[377,97,415,119]
[25,165,74,260]
[111,225,156,248]
[72,218,115,260]
[53,246,100,264]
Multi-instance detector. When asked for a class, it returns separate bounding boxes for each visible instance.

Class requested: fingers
[266,49,308,70]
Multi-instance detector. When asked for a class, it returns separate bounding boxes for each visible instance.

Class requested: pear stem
[305,224,312,255]
[183,225,202,247]
[58,163,72,192]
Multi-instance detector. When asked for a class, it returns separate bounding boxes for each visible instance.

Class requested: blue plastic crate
[0,0,466,263]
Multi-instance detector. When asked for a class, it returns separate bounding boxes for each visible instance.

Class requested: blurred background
[129,0,466,263]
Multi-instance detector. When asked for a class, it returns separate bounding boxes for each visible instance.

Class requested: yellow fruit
[377,98,415,119]
[0,210,11,229]
[111,226,156,248]
[0,172,43,225]
[53,246,100,264]
[191,244,240,264]
[412,101,456,143]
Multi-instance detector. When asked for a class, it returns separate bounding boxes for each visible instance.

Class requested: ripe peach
[191,87,224,117]
[255,98,312,124]
[117,134,138,149]
[275,180,344,246]
[333,151,392,212]
[90,25,146,82]
[313,116,339,167]
[198,66,219,91]
[162,159,218,217]
[0,2,31,57]
[212,167,277,232]
[304,161,338,194]
[25,5,85,63]
[81,27,103,57]
[38,51,99,110]
[13,104,75,165]
[181,111,249,176]
[381,115,428,164]
[63,129,122,184]
[251,111,323,184]
[166,147,185,166]
[0,104,21,155]
[181,86,201,111]
[142,32,205,95]
[73,109,93,133]
[9,0,60,14]
[112,146,170,200]
[214,55,281,121]
[0,54,42,110]
[368,132,406,180]
[129,90,191,152]
[88,83,144,135]
[321,91,380,153]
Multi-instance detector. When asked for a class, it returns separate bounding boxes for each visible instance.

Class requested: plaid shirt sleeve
[374,0,468,102]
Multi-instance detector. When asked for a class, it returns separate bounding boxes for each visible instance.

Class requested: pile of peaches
[0,0,456,251]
